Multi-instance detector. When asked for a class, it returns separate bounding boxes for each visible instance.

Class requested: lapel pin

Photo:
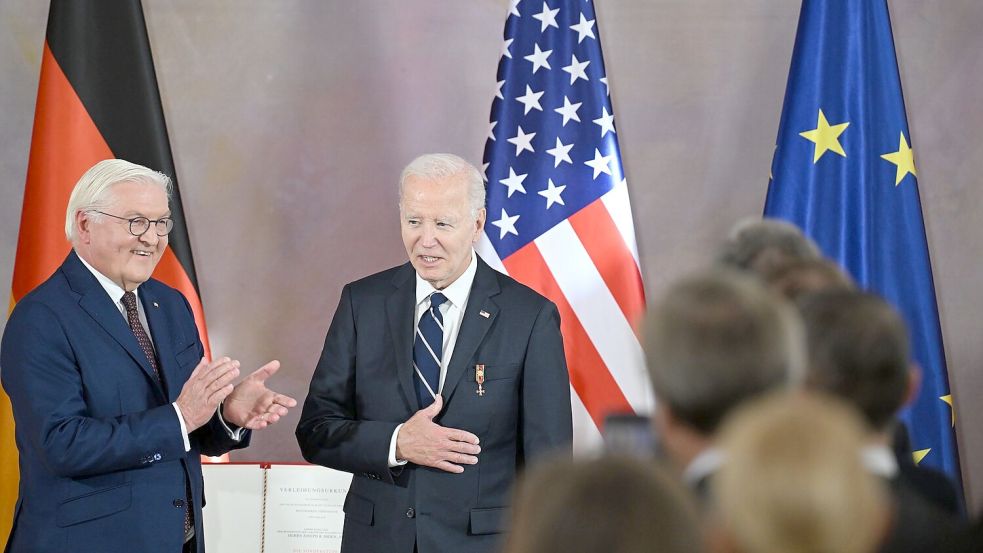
[479,310,490,318]
[152,302,159,308]
[475,364,486,396]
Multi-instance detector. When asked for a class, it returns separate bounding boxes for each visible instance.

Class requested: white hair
[65,159,172,243]
[398,153,485,219]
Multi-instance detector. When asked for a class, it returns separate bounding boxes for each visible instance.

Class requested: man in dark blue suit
[1,159,296,553]
[296,153,573,553]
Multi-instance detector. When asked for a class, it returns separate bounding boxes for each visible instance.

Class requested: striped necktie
[413,292,447,408]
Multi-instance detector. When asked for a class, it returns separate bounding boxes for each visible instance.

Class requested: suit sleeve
[519,300,573,462]
[0,300,187,478]
[295,285,400,480]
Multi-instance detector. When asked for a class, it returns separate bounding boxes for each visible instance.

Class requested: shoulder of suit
[347,263,412,291]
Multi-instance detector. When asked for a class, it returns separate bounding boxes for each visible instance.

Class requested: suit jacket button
[405,507,415,518]
[173,499,185,508]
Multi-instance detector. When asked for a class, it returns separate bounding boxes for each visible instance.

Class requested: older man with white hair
[1,159,296,553]
[297,153,572,553]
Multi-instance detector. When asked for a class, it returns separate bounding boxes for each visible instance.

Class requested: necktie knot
[121,290,139,315]
[429,292,448,311]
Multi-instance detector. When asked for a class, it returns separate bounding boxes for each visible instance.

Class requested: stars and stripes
[479,0,649,449]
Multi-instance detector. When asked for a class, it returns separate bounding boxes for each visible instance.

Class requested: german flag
[2,1,211,544]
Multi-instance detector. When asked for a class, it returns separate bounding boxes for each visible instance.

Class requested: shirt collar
[683,446,726,486]
[76,251,140,308]
[415,250,478,309]
[861,443,899,478]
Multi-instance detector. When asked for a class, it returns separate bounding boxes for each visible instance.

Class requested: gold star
[800,109,850,163]
[880,132,917,186]
[940,394,955,427]
[912,448,931,466]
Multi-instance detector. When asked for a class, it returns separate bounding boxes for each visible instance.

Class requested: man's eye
[407,220,419,226]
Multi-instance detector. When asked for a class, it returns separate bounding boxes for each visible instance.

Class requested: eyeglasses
[90,210,175,236]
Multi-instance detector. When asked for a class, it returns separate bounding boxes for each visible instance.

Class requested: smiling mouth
[420,255,440,263]
[132,250,154,257]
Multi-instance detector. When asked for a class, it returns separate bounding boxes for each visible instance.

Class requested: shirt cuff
[172,402,192,452]
[217,403,247,442]
[388,423,408,467]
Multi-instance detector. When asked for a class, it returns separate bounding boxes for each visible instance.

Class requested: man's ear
[903,364,922,407]
[473,207,487,241]
[75,210,92,244]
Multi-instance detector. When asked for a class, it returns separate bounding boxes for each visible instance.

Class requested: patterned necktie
[121,291,162,386]
[413,292,447,408]
[120,291,193,542]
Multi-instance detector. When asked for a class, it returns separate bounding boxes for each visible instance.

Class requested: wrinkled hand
[222,360,298,429]
[176,357,240,432]
[395,395,480,473]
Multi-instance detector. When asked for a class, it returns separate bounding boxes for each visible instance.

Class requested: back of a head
[716,217,820,277]
[763,258,855,301]
[504,455,703,553]
[644,269,805,434]
[798,290,910,431]
[713,393,889,553]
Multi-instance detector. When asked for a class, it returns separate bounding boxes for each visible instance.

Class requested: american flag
[478,0,650,448]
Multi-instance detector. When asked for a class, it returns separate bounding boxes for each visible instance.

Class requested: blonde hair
[65,159,171,243]
[713,392,888,553]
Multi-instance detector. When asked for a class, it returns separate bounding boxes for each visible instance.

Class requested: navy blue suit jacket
[0,251,248,553]
[296,258,573,553]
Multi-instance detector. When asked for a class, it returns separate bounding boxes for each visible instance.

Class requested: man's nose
[138,228,160,246]
[420,224,438,246]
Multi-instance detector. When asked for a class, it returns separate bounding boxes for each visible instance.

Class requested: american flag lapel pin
[479,310,490,318]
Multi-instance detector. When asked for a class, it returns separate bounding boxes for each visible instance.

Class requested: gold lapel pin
[475,364,486,396]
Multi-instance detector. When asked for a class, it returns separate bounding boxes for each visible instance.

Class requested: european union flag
[765,0,960,480]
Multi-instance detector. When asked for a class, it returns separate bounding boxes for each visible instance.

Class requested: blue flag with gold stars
[765,0,959,480]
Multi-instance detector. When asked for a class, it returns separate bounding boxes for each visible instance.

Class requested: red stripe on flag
[503,242,633,429]
[154,250,211,360]
[568,200,646,331]
[12,42,114,301]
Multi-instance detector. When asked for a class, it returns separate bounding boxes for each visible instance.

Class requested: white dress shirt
[388,251,479,466]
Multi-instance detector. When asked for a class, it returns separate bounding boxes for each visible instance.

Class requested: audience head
[504,455,703,553]
[798,290,912,432]
[763,258,855,301]
[644,269,806,437]
[716,217,820,277]
[712,392,889,553]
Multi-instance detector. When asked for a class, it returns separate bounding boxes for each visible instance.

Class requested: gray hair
[398,153,485,219]
[65,159,172,243]
[644,269,806,434]
[716,217,821,276]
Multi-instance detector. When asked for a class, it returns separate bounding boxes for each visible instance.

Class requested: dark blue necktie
[413,292,447,408]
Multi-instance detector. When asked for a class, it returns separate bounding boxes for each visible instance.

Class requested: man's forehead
[106,181,170,212]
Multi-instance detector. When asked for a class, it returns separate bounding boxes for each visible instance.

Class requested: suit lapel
[386,264,418,410]
[140,284,178,401]
[442,259,500,403]
[64,252,167,403]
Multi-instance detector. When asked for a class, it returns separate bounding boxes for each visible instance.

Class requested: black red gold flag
[3,2,212,544]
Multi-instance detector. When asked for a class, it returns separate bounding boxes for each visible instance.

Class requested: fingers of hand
[209,383,235,405]
[434,461,465,474]
[448,429,480,446]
